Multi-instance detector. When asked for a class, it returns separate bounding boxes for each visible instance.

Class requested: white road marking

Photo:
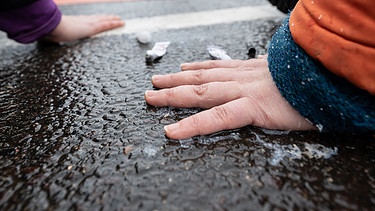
[97,5,284,36]
[0,4,284,46]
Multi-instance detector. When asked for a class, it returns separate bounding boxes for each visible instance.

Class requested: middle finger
[145,81,249,108]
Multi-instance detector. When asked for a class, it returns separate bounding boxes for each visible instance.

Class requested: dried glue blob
[207,45,232,60]
[145,42,171,64]
[136,31,152,44]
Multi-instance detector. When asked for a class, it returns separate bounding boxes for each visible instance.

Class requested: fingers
[257,54,268,59]
[45,15,125,43]
[162,95,316,140]
[181,56,267,71]
[146,56,316,139]
[91,15,125,33]
[145,81,245,108]
[152,59,269,88]
[163,98,256,140]
[180,60,243,71]
[152,68,247,88]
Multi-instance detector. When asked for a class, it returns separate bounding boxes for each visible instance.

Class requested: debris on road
[247,47,256,59]
[136,31,152,44]
[145,41,170,64]
[123,145,134,155]
[207,45,232,60]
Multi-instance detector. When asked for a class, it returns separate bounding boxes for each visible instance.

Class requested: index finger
[163,97,255,140]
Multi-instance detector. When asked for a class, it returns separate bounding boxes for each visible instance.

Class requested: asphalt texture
[1,0,375,210]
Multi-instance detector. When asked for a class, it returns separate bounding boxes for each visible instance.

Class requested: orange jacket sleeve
[289,0,375,95]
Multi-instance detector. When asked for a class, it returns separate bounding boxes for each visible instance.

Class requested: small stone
[136,31,152,44]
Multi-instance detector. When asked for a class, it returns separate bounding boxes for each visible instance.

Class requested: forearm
[0,0,61,43]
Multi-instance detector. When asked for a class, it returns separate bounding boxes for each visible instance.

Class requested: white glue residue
[142,144,159,157]
[253,133,338,165]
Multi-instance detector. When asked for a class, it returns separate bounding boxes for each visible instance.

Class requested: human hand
[43,15,125,43]
[145,56,316,140]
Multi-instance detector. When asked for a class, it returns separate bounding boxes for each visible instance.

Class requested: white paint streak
[97,5,284,36]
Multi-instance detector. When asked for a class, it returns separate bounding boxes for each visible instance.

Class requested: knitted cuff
[268,15,375,133]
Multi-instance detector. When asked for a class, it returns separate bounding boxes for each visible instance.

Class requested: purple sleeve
[0,0,62,43]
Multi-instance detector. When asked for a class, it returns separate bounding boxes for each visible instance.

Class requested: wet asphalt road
[1,0,375,210]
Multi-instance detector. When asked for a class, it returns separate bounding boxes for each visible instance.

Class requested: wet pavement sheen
[1,0,375,210]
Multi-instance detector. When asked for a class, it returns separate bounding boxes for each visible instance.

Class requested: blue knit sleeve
[267,15,375,133]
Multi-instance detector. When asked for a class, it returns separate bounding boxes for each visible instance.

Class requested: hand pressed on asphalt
[145,56,317,140]
[43,15,125,43]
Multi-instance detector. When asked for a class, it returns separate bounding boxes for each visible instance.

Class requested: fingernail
[164,123,180,133]
[152,75,162,82]
[145,90,155,97]
[180,63,189,70]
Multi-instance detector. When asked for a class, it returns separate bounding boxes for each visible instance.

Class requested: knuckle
[193,69,204,81]
[165,88,178,104]
[190,115,204,134]
[243,97,268,126]
[193,84,208,96]
[211,106,232,127]
[169,74,178,83]
[207,60,219,68]
[166,88,177,97]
